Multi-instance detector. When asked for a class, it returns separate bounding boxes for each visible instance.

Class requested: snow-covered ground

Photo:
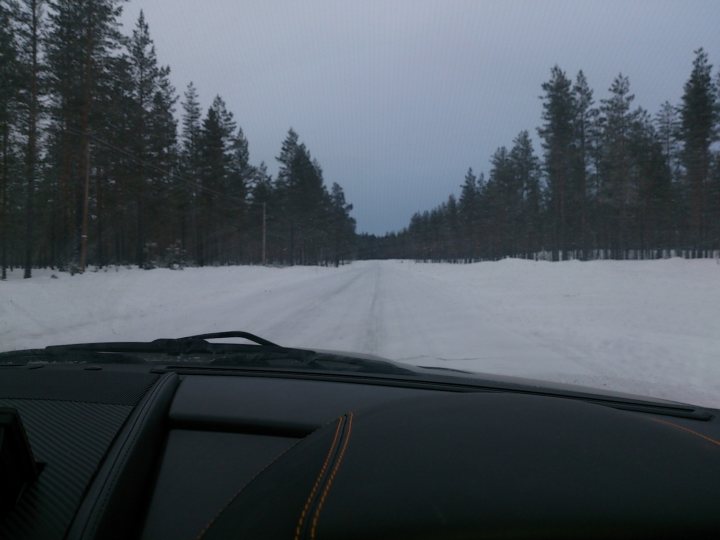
[2,259,719,408]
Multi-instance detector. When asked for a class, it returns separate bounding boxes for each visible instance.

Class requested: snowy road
[2,259,720,407]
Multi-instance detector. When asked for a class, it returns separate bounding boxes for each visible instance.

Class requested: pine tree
[128,9,160,266]
[538,66,574,260]
[444,194,460,261]
[510,130,541,257]
[180,81,202,259]
[276,127,299,188]
[92,52,133,265]
[16,0,43,278]
[0,0,20,279]
[598,74,638,256]
[458,167,478,260]
[275,128,300,263]
[288,145,326,264]
[227,127,255,262]
[655,101,680,175]
[180,82,201,162]
[197,101,224,265]
[146,65,177,259]
[679,48,717,251]
[328,182,355,265]
[629,109,674,253]
[485,146,515,258]
[45,0,125,270]
[572,70,597,257]
[654,101,683,251]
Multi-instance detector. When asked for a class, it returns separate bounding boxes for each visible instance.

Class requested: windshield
[1,0,719,408]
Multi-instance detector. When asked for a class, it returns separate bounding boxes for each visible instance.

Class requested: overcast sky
[121,0,720,234]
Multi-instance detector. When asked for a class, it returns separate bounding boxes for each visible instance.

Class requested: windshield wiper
[42,331,282,355]
[204,351,415,375]
[0,348,149,365]
[0,332,290,365]
[3,332,415,375]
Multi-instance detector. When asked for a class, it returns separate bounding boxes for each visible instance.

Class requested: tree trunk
[1,124,8,280]
[23,0,39,279]
[78,17,94,273]
[96,168,104,267]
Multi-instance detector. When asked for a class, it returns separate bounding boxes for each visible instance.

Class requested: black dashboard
[1,362,719,539]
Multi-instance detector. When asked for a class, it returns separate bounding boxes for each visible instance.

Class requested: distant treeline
[3,2,719,277]
[359,51,720,262]
[0,1,356,278]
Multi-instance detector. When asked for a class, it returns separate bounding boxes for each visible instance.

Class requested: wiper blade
[207,351,416,375]
[23,331,415,375]
[0,348,148,365]
[43,331,282,355]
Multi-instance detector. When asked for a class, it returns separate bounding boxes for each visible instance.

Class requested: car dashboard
[1,362,719,539]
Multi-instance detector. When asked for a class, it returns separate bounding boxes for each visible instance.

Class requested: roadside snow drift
[2,259,719,408]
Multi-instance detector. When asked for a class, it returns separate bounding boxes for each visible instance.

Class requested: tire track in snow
[362,263,382,354]
[256,264,373,348]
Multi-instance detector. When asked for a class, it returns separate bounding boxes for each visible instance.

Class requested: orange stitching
[310,412,354,540]
[650,417,720,448]
[294,418,344,540]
